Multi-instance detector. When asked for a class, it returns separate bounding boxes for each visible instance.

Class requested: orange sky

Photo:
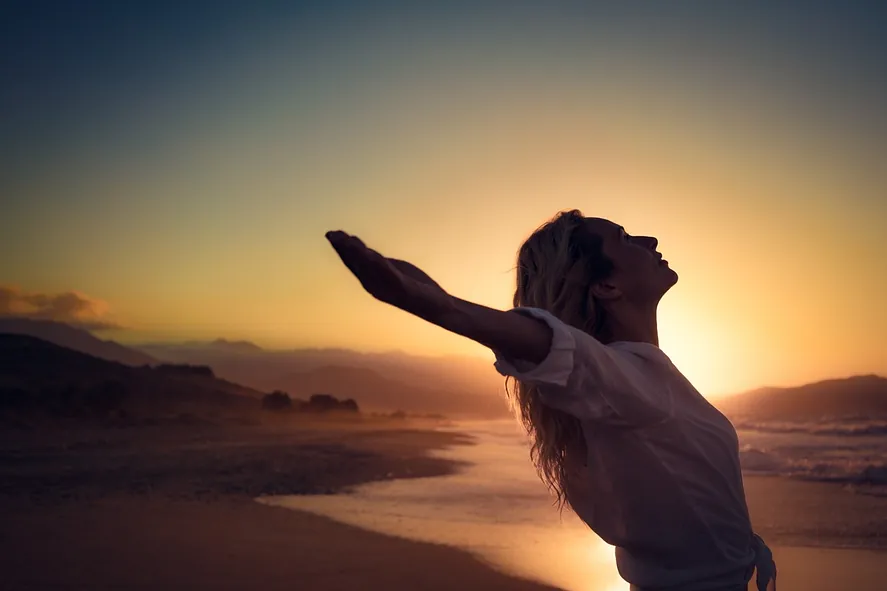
[2,4,885,396]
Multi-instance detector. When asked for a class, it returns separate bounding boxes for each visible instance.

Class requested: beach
[0,418,560,591]
[2,498,562,591]
[745,476,887,590]
[259,420,887,591]
[2,419,886,591]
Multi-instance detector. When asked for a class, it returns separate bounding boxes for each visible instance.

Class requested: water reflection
[259,420,627,591]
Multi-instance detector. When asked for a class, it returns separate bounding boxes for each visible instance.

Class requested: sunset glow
[3,4,885,397]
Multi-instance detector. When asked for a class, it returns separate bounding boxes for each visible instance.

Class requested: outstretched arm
[327,231,675,424]
[440,295,552,364]
[326,230,552,364]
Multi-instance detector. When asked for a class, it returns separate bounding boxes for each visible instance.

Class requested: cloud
[0,285,121,330]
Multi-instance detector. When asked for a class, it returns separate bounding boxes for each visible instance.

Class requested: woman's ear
[590,280,622,301]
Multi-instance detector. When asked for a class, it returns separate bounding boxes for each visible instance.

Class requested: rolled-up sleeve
[493,307,673,424]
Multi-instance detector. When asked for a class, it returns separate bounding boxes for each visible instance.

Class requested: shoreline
[2,419,568,591]
[743,473,887,551]
[4,419,887,590]
[0,418,471,504]
[2,496,563,591]
[254,431,887,591]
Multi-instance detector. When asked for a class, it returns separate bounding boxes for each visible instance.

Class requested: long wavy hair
[506,209,615,511]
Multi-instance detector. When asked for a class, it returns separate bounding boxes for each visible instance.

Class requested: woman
[326,209,776,591]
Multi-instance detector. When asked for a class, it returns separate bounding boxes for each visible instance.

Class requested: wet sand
[0,419,556,590]
[1,497,560,591]
[743,475,887,590]
[757,545,887,591]
[744,474,887,549]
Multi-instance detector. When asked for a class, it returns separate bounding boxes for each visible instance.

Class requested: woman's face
[583,217,678,302]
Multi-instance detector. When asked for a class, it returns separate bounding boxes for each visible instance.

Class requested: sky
[2,1,886,396]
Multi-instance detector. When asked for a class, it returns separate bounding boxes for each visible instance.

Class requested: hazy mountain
[147,339,265,355]
[0,317,156,366]
[0,334,261,423]
[138,342,509,418]
[274,364,511,418]
[207,338,264,354]
[716,374,887,422]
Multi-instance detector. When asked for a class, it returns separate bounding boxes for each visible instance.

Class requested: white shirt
[493,307,776,591]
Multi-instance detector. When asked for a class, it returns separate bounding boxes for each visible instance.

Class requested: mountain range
[714,374,887,421]
[0,317,156,366]
[0,333,262,423]
[139,340,510,418]
[2,318,885,422]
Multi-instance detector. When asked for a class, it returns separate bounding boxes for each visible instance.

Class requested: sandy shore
[756,545,887,591]
[741,475,887,591]
[2,421,887,590]
[0,418,471,502]
[0,419,560,591]
[1,498,561,591]
[745,474,887,549]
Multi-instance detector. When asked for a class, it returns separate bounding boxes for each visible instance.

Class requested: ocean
[736,419,887,487]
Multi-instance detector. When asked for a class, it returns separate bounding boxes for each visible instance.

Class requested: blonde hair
[506,209,615,510]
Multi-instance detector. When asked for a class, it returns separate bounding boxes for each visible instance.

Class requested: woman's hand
[325,230,453,318]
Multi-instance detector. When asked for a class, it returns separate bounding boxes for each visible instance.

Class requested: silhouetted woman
[326,209,776,591]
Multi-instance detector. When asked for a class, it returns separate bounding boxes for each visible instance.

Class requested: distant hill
[138,342,509,418]
[715,374,887,422]
[0,318,156,366]
[274,364,510,418]
[0,334,261,424]
[149,339,265,355]
[207,338,264,354]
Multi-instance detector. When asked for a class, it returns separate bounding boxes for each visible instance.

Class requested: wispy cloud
[0,285,120,331]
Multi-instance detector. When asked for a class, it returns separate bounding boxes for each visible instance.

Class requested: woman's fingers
[326,231,368,258]
[327,231,387,269]
[324,230,349,246]
[326,232,362,276]
[326,230,402,298]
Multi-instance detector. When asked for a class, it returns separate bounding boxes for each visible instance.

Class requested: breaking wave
[737,419,887,488]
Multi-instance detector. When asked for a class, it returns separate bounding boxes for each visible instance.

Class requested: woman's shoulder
[608,341,678,370]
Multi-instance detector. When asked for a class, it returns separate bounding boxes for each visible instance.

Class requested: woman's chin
[662,266,679,287]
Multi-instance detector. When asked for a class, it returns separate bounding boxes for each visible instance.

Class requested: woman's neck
[599,302,660,346]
